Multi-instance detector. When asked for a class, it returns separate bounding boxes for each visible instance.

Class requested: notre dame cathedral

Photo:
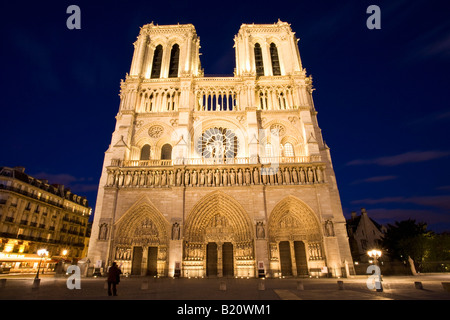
[87,20,355,278]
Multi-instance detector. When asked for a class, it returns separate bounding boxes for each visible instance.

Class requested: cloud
[351,195,450,211]
[406,110,450,126]
[32,172,98,194]
[347,150,450,166]
[361,208,450,232]
[351,175,397,185]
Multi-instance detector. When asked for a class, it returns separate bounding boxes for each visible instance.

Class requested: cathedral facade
[87,21,355,278]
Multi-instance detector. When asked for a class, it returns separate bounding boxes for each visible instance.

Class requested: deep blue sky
[1,0,449,232]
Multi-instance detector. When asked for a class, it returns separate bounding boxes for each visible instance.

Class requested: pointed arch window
[140,144,151,160]
[283,143,294,157]
[270,43,281,76]
[151,45,163,79]
[265,143,273,157]
[168,44,180,78]
[254,43,264,76]
[161,144,172,160]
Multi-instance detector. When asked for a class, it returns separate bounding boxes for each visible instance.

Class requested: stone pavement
[0,273,449,301]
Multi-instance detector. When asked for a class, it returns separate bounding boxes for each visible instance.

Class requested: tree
[381,219,433,273]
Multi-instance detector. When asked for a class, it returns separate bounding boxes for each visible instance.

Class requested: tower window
[140,144,151,160]
[283,143,294,157]
[254,43,264,76]
[151,45,163,79]
[270,43,281,76]
[168,44,180,78]
[161,144,172,160]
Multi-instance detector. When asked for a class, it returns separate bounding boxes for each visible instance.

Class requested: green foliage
[382,219,450,272]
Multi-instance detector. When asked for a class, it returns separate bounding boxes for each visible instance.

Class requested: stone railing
[110,155,321,168]
[105,160,326,188]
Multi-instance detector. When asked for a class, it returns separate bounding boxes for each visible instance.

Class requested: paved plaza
[0,273,449,301]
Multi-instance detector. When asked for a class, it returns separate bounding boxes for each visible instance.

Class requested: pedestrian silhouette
[107,262,122,296]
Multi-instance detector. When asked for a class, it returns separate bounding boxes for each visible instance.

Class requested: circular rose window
[196,127,239,159]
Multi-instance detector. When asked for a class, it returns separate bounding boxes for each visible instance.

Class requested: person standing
[107,262,122,296]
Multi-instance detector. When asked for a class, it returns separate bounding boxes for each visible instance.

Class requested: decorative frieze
[105,162,325,189]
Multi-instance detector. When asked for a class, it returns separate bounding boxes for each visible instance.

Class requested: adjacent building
[87,21,355,278]
[346,208,385,264]
[0,166,91,273]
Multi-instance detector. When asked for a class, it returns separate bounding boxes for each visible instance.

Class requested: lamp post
[367,249,383,292]
[35,249,48,280]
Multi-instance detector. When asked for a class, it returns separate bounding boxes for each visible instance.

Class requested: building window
[270,43,281,76]
[283,143,294,157]
[254,43,264,76]
[151,45,163,79]
[140,144,151,160]
[168,44,180,78]
[161,144,172,160]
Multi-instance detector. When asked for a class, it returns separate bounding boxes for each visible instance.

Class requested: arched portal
[113,198,169,276]
[268,196,324,277]
[183,191,254,277]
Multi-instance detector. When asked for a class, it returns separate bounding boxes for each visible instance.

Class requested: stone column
[217,242,223,277]
[141,246,148,276]
[289,240,297,276]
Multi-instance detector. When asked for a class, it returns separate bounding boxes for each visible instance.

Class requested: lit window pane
[284,143,294,157]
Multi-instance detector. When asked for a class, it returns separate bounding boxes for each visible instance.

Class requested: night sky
[1,0,449,232]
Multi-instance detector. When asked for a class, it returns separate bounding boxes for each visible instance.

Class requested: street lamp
[35,249,48,280]
[367,249,383,292]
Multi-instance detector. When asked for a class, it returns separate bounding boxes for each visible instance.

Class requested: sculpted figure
[154,170,160,186]
[253,167,259,184]
[200,170,205,186]
[245,168,251,185]
[276,167,283,185]
[192,170,198,186]
[184,170,190,186]
[222,169,228,186]
[230,169,236,185]
[207,169,212,186]
[237,168,243,185]
[214,169,220,186]
[161,170,167,186]
[299,168,306,183]
[292,168,298,184]
[169,170,174,186]
[284,168,290,184]
[307,168,314,183]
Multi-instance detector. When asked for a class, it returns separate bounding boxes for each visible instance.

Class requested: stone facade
[87,21,355,278]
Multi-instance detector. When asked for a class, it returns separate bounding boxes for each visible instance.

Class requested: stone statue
[230,169,236,185]
[245,168,251,185]
[200,170,205,186]
[184,170,190,186]
[276,167,283,184]
[325,220,335,236]
[192,170,198,186]
[299,168,306,183]
[161,170,167,186]
[256,222,265,239]
[316,167,323,183]
[237,168,243,185]
[172,222,180,240]
[169,170,174,186]
[99,223,108,240]
[222,169,228,185]
[214,169,220,186]
[292,168,298,184]
[308,168,314,183]
[207,169,212,186]
[253,167,259,184]
[154,170,160,186]
[284,168,290,184]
